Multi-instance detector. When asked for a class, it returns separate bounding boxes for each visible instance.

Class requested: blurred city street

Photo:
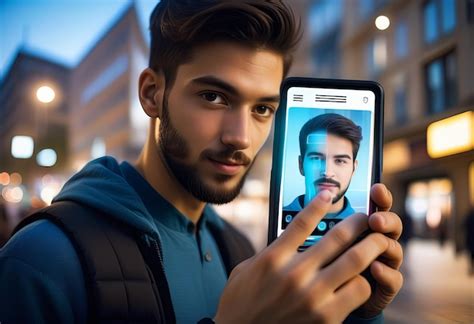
[1,0,473,322]
[385,239,474,323]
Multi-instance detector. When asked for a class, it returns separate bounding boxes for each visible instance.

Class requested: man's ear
[298,155,304,176]
[353,159,358,173]
[138,68,166,118]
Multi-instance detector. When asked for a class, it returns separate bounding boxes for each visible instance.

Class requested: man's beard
[314,177,350,204]
[158,97,253,205]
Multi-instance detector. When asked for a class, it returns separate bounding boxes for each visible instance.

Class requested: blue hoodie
[0,157,228,323]
[0,157,383,324]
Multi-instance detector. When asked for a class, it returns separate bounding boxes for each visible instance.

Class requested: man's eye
[335,159,348,164]
[200,92,226,104]
[253,105,274,117]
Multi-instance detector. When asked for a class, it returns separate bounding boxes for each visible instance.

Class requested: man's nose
[220,108,250,150]
[320,160,335,178]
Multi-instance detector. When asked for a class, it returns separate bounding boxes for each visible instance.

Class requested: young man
[0,1,403,323]
[284,113,362,219]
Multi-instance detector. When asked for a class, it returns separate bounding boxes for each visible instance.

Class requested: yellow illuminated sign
[427,111,474,158]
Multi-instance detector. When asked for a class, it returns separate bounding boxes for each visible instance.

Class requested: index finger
[271,190,332,254]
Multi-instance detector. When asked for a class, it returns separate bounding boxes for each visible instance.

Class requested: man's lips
[317,183,337,188]
[208,158,245,175]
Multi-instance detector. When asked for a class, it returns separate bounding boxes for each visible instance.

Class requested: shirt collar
[120,161,216,234]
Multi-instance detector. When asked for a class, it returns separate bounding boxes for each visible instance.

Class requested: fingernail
[318,190,332,202]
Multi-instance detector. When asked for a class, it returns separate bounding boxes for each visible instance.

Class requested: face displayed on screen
[299,131,358,213]
[276,85,376,246]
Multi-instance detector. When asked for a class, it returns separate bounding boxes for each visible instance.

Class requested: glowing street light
[11,135,34,159]
[36,85,55,103]
[375,15,390,30]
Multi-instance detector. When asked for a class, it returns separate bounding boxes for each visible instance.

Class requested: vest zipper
[150,236,165,271]
[146,235,176,323]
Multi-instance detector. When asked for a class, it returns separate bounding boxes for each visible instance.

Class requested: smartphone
[268,77,383,251]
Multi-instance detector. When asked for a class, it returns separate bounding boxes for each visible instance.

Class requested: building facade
[295,0,474,251]
[0,49,71,210]
[69,4,149,171]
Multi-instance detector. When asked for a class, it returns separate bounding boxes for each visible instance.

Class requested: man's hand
[354,184,404,318]
[215,189,397,324]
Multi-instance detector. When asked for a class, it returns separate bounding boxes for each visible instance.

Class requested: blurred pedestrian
[438,214,448,247]
[464,207,474,276]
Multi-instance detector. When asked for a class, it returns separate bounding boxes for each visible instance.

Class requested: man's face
[299,131,357,206]
[158,42,283,204]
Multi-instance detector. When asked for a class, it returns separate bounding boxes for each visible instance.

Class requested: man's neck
[134,135,205,224]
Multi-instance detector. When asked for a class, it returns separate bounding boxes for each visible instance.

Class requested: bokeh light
[375,15,390,30]
[11,135,34,159]
[36,148,58,167]
[0,172,10,186]
[36,86,56,103]
[9,173,22,186]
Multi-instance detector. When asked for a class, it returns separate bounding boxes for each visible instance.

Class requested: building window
[359,0,375,19]
[423,0,457,44]
[395,21,409,59]
[395,86,408,124]
[358,0,388,19]
[310,0,342,78]
[392,73,408,124]
[425,51,458,114]
[366,36,387,76]
[309,0,342,41]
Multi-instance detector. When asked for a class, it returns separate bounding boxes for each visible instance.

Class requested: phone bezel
[267,77,384,245]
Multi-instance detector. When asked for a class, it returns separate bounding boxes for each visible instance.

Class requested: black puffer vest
[13,201,255,323]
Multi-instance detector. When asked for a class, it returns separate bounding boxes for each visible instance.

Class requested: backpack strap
[208,218,256,275]
[12,201,174,324]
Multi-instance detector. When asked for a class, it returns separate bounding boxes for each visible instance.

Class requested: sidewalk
[384,239,474,323]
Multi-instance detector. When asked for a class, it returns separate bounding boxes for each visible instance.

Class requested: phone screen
[275,85,379,249]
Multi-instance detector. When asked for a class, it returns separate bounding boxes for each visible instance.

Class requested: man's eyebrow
[307,152,324,157]
[190,76,280,102]
[334,154,352,160]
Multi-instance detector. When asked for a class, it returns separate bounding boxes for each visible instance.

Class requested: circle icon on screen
[317,221,327,232]
[285,214,293,223]
[363,97,368,104]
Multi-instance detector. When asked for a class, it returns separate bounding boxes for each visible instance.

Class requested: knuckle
[369,232,389,249]
[284,269,303,291]
[258,250,281,272]
[391,271,404,292]
[291,215,313,233]
[355,275,372,299]
[330,226,353,248]
[346,248,366,269]
[396,271,404,291]
[391,237,402,255]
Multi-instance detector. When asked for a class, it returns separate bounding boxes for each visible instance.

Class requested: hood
[53,157,160,237]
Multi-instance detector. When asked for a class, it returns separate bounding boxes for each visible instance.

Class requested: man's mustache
[314,177,340,188]
[203,148,252,166]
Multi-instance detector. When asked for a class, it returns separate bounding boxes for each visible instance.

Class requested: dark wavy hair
[148,0,301,87]
[299,113,363,160]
